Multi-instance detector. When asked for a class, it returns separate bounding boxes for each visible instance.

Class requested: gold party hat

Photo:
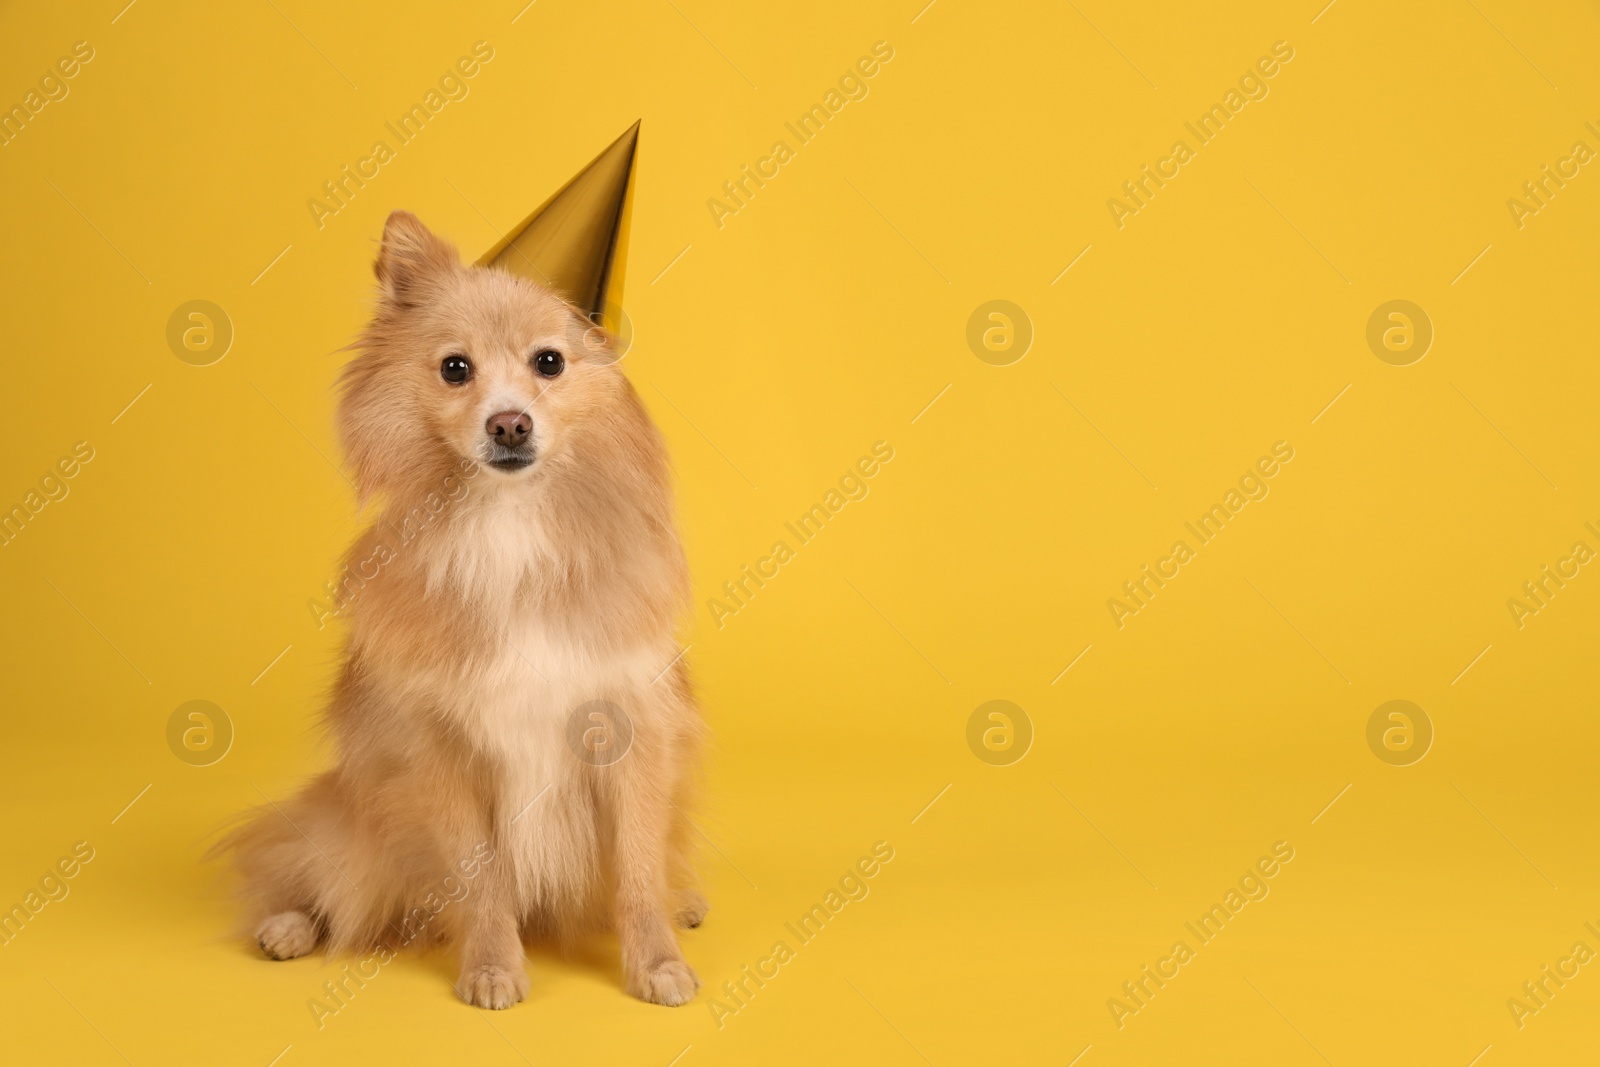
[478,121,639,333]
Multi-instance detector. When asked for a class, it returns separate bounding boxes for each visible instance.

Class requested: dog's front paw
[256,911,318,960]
[628,958,700,1006]
[456,963,529,1010]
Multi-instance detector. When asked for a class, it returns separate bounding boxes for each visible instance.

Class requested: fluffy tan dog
[219,210,705,1009]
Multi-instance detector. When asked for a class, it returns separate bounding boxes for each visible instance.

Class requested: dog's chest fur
[407,489,673,910]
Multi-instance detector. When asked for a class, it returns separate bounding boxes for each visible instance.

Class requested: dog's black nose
[486,410,532,448]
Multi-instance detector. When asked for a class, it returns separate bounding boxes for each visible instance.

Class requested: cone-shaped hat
[478,121,639,332]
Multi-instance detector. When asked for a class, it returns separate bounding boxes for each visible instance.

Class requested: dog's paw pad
[674,889,709,929]
[457,964,529,1010]
[630,958,700,1006]
[256,911,317,960]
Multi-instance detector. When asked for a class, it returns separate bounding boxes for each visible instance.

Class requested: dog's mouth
[481,443,535,473]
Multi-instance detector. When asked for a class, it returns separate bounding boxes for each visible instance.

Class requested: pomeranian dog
[219,210,705,1009]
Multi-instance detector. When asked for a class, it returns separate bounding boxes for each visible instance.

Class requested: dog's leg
[660,669,708,933]
[610,746,700,1005]
[454,838,528,1010]
[669,809,708,928]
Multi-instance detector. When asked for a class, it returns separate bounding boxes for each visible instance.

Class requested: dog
[218,210,705,1009]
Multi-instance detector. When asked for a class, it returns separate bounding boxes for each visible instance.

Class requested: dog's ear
[374,210,458,306]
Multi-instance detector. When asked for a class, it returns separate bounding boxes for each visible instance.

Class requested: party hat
[478,120,639,333]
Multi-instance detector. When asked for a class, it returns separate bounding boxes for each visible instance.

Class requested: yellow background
[2,1,1597,1063]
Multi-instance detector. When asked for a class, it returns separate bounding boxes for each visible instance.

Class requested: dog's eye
[533,349,565,378]
[440,355,472,385]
